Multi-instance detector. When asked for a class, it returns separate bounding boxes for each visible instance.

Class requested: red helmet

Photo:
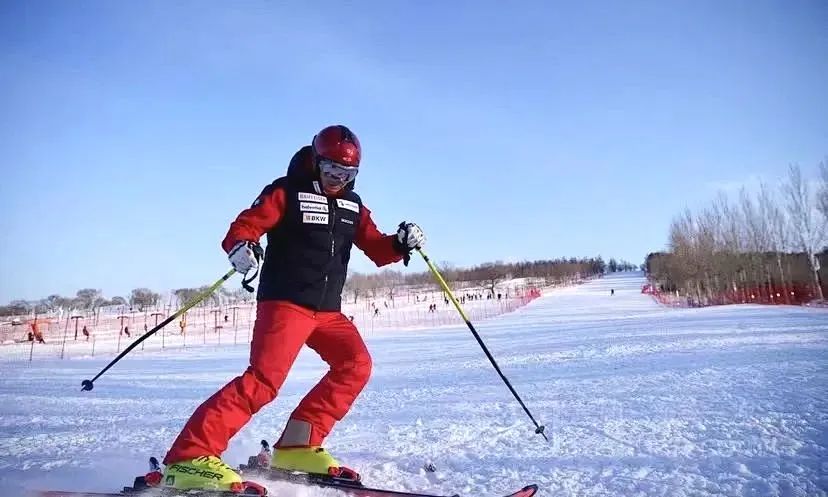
[312,125,361,167]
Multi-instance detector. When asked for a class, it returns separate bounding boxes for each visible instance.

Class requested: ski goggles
[318,158,359,184]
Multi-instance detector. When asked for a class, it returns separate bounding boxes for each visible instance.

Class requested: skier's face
[320,174,344,194]
[319,159,358,194]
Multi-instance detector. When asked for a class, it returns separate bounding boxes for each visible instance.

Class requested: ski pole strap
[241,244,265,292]
[394,222,413,267]
[242,267,260,293]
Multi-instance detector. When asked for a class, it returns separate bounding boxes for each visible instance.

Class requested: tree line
[341,257,612,303]
[0,288,162,317]
[647,161,828,305]
[0,285,259,317]
[1,255,619,317]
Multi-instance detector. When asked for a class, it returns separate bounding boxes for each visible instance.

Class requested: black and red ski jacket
[222,146,404,311]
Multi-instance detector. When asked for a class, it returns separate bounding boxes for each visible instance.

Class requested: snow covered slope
[1,273,826,496]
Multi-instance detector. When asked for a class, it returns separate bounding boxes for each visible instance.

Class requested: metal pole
[72,316,81,341]
[60,314,70,359]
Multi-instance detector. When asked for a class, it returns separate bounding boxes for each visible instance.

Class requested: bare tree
[818,158,828,223]
[173,288,200,308]
[381,269,404,306]
[760,182,792,303]
[695,205,724,301]
[783,164,826,299]
[199,285,221,307]
[741,188,772,252]
[93,296,109,310]
[75,289,102,310]
[130,288,161,311]
[739,188,776,301]
[477,262,508,297]
[223,287,253,304]
[41,294,77,313]
[0,301,29,317]
[668,210,691,297]
[344,273,374,304]
[365,274,384,300]
[658,184,811,306]
[343,275,361,304]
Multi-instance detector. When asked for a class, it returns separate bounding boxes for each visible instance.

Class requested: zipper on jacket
[316,197,337,311]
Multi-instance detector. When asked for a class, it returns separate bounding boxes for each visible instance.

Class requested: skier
[30,321,45,343]
[160,125,426,492]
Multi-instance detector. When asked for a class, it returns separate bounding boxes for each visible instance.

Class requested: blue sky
[1,1,826,303]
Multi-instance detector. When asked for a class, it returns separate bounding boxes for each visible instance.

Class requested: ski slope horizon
[0,273,826,497]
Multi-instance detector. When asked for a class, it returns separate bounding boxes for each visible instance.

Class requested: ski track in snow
[1,273,826,497]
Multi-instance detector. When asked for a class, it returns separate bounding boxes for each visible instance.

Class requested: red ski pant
[164,300,372,464]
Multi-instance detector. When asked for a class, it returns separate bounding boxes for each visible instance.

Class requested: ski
[239,441,538,497]
[38,478,536,497]
[254,470,537,497]
[38,482,536,497]
[38,491,261,497]
[37,459,267,497]
[37,446,538,497]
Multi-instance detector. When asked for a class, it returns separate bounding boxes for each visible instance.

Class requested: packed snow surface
[1,273,826,496]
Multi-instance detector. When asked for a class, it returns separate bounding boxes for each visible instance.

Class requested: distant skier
[611,289,615,296]
[30,321,45,343]
[160,125,425,492]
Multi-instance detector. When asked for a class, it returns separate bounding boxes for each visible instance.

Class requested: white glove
[228,241,263,274]
[396,222,425,251]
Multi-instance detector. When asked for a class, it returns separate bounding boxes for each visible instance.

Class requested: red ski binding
[329,465,361,482]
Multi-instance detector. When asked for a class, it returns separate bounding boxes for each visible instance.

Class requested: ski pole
[81,268,237,391]
[417,248,548,441]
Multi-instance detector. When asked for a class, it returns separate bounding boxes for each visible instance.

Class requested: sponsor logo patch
[303,212,329,224]
[341,218,354,225]
[298,192,327,203]
[300,201,328,213]
[336,198,359,212]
